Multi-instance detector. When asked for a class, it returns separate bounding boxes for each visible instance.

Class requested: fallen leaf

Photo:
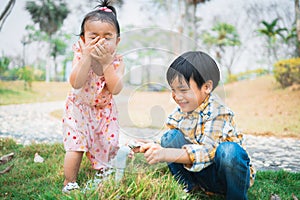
[292,193,299,200]
[34,153,44,163]
[0,164,14,175]
[270,194,281,200]
[0,152,14,165]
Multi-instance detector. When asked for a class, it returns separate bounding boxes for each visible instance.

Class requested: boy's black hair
[79,0,120,37]
[166,51,220,91]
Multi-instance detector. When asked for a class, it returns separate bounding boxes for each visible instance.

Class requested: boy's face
[170,76,210,113]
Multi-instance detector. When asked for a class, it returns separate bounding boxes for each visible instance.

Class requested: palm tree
[257,18,287,71]
[25,0,69,81]
[25,0,69,37]
[202,22,241,76]
[185,0,208,42]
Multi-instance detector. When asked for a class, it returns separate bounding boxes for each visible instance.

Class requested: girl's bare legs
[63,151,84,186]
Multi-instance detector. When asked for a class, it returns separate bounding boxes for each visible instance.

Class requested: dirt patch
[224,76,300,139]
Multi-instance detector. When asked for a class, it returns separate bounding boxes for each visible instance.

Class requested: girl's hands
[91,38,115,69]
[79,36,99,58]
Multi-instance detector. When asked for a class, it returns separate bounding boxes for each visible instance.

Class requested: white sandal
[62,182,80,193]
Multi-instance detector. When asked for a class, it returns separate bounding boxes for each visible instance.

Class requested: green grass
[0,138,299,200]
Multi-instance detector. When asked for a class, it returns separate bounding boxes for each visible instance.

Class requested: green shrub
[0,56,10,75]
[226,74,238,83]
[2,68,19,80]
[274,58,300,88]
[18,66,35,90]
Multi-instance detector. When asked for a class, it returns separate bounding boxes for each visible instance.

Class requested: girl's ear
[116,37,120,45]
[204,80,213,94]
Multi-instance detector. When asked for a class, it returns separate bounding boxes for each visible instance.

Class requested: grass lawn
[0,80,71,105]
[0,138,299,200]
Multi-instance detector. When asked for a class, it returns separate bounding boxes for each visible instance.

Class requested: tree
[202,22,241,76]
[25,0,69,81]
[146,0,209,40]
[295,0,300,56]
[257,18,288,71]
[50,34,70,80]
[185,0,208,42]
[0,0,16,31]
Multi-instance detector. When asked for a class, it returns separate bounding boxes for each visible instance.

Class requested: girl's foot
[62,182,80,194]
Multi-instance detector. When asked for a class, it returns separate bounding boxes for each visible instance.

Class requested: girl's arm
[103,55,124,95]
[69,53,92,89]
[91,38,125,95]
[140,143,192,165]
[69,37,99,89]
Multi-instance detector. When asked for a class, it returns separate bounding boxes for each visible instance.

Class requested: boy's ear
[204,80,213,94]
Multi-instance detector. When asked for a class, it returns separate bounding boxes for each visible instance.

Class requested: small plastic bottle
[113,145,130,182]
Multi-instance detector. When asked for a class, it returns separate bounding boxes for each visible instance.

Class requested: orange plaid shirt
[166,94,255,186]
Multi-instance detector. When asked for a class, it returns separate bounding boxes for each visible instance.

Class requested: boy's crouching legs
[161,129,199,192]
[214,142,250,200]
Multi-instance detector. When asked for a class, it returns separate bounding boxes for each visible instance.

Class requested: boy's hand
[128,141,144,153]
[140,143,164,164]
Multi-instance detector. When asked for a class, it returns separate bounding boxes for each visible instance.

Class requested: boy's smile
[170,76,211,113]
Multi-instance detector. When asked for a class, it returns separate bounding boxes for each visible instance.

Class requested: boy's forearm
[162,148,192,165]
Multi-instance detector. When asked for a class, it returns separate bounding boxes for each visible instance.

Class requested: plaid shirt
[166,94,255,186]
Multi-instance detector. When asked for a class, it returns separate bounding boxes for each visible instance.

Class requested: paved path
[1,101,300,172]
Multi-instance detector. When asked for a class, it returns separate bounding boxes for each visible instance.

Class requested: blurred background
[0,0,299,138]
[0,0,297,83]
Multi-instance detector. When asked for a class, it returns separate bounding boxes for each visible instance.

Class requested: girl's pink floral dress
[62,44,119,170]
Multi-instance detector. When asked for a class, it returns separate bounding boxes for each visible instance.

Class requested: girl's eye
[105,37,112,40]
[180,89,189,93]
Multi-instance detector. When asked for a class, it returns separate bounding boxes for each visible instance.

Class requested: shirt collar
[180,94,211,118]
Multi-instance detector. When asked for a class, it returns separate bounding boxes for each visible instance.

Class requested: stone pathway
[0,101,300,172]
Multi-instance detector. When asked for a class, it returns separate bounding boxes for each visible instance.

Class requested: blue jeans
[161,129,250,200]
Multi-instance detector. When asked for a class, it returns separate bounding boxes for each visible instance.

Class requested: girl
[62,0,124,193]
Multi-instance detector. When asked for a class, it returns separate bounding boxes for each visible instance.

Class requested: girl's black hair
[79,0,120,37]
[166,51,220,91]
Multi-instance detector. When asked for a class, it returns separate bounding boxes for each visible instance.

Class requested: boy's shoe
[62,182,80,193]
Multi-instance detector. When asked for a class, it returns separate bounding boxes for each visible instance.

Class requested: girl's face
[170,76,210,113]
[82,20,120,53]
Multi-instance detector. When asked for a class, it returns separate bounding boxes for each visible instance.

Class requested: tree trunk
[45,42,52,82]
[295,0,300,56]
[0,0,16,31]
[192,1,198,44]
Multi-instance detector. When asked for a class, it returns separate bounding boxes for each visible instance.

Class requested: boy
[137,51,255,200]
